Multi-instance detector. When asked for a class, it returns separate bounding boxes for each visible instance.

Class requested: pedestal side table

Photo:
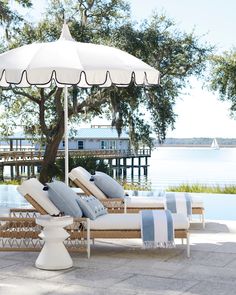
[35,215,73,270]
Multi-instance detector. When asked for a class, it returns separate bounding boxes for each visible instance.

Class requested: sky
[129,0,236,138]
[13,0,236,138]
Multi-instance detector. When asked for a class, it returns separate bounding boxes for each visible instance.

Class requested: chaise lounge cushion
[47,180,83,217]
[69,167,107,200]
[125,196,165,208]
[167,192,204,208]
[17,178,60,215]
[91,171,125,199]
[125,191,204,208]
[76,195,107,220]
[190,196,204,208]
[89,213,189,230]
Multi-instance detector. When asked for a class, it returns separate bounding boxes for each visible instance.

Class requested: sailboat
[211,138,220,150]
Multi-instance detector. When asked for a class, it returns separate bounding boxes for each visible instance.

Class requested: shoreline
[156,144,236,148]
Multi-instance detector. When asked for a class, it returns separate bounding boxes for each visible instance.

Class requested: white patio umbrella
[0,24,160,185]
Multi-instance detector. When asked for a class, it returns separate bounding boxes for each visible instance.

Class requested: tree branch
[39,88,49,137]
[54,88,63,115]
[46,86,57,99]
[68,91,108,117]
[12,88,40,104]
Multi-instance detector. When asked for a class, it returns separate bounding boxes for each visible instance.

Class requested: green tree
[0,0,212,183]
[0,0,32,40]
[55,156,109,180]
[209,49,236,118]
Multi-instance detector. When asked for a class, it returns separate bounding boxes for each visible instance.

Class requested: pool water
[0,185,29,208]
[195,193,236,221]
[0,185,235,221]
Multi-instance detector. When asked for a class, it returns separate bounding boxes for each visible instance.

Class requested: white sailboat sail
[211,138,220,149]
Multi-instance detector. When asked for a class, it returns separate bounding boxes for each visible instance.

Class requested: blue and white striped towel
[140,210,175,248]
[165,193,192,217]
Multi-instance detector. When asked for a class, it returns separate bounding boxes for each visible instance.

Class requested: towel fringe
[143,241,175,249]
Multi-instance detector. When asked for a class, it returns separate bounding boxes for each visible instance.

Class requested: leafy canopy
[0,0,32,41]
[209,49,236,119]
[0,0,213,182]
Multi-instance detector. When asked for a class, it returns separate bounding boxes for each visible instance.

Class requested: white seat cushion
[189,195,204,208]
[125,192,204,209]
[17,178,60,215]
[90,213,189,230]
[169,192,204,208]
[69,167,107,200]
[125,197,165,208]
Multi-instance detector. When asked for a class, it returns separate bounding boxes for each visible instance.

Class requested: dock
[0,148,151,180]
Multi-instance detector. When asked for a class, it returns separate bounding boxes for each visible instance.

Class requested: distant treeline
[155,138,236,146]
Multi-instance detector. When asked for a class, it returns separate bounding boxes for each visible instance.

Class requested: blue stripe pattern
[165,193,177,213]
[142,210,154,242]
[185,193,192,216]
[141,210,174,246]
[166,209,174,241]
[165,193,192,216]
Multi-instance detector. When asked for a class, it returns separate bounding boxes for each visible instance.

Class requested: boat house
[0,126,130,152]
[58,126,130,151]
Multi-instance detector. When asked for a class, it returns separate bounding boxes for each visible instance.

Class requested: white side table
[35,215,73,270]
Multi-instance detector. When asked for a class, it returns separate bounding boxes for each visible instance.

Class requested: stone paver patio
[0,220,236,295]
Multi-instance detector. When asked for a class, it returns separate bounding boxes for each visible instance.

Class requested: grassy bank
[123,182,236,194]
[167,184,236,194]
[0,180,21,185]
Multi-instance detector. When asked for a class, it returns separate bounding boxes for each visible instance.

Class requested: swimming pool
[0,185,28,208]
[0,185,235,221]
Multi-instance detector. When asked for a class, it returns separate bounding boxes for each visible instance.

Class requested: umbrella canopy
[0,24,160,88]
[0,24,160,184]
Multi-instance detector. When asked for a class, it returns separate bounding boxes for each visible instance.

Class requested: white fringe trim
[143,241,175,249]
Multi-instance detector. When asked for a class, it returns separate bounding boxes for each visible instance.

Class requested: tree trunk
[39,122,64,184]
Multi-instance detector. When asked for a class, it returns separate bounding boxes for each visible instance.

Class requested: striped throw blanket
[165,193,192,217]
[140,210,175,248]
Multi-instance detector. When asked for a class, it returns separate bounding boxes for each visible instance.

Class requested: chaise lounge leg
[86,218,90,259]
[202,212,205,229]
[186,233,190,258]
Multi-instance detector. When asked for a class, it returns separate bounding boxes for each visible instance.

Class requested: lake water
[0,147,236,220]
[126,147,236,189]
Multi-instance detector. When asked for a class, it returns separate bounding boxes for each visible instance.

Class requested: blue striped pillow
[76,195,107,220]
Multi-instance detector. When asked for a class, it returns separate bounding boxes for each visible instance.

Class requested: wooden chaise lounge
[0,179,190,257]
[69,167,205,227]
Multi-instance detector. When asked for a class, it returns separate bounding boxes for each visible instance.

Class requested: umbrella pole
[64,85,69,186]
